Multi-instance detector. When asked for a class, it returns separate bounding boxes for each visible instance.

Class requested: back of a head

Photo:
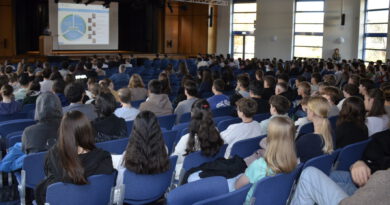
[35,92,63,121]
[367,88,386,117]
[360,79,375,90]
[118,88,132,104]
[213,79,225,93]
[298,81,311,96]
[321,86,342,104]
[124,111,169,174]
[95,92,117,117]
[343,84,359,96]
[187,99,223,156]
[311,73,321,83]
[269,95,291,114]
[264,75,276,88]
[42,68,52,79]
[236,98,258,118]
[119,64,126,73]
[276,82,288,93]
[184,80,197,97]
[52,80,66,94]
[249,81,264,97]
[65,83,84,103]
[265,116,297,173]
[237,74,250,89]
[148,79,162,94]
[338,96,366,127]
[1,84,13,97]
[129,74,144,88]
[277,73,289,83]
[19,74,30,86]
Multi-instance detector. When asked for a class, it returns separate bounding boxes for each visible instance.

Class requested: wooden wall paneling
[191,15,208,54]
[164,3,180,53]
[178,14,193,54]
[0,0,15,56]
[207,5,218,54]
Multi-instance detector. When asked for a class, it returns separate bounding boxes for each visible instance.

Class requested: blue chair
[253,113,271,122]
[96,138,129,154]
[335,139,371,171]
[6,131,23,148]
[179,112,191,123]
[229,136,266,159]
[193,183,252,205]
[251,164,303,205]
[21,104,36,113]
[213,116,234,125]
[303,151,340,176]
[217,118,241,132]
[16,151,46,205]
[121,156,178,205]
[46,173,116,205]
[0,113,29,122]
[0,119,35,138]
[211,106,233,118]
[131,100,145,109]
[126,120,134,134]
[298,122,314,136]
[172,122,190,144]
[182,144,227,174]
[167,176,229,205]
[163,130,177,155]
[158,114,176,130]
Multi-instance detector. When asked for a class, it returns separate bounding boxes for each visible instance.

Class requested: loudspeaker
[341,13,345,26]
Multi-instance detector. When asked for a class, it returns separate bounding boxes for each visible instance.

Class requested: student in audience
[114,88,140,121]
[128,74,148,101]
[295,96,311,134]
[23,80,41,105]
[139,79,173,116]
[338,83,360,110]
[262,75,276,101]
[95,61,106,76]
[221,98,262,158]
[52,80,69,107]
[365,88,389,136]
[275,82,295,102]
[207,79,230,109]
[174,80,198,123]
[321,86,341,117]
[39,68,54,93]
[236,74,250,98]
[158,72,172,95]
[85,83,100,105]
[296,96,333,163]
[359,79,375,97]
[249,81,269,114]
[235,116,297,204]
[92,91,128,143]
[335,97,368,149]
[99,78,119,102]
[14,74,30,101]
[109,64,129,85]
[35,111,115,205]
[63,83,98,121]
[84,62,98,79]
[198,69,213,94]
[172,99,224,178]
[22,92,62,154]
[259,95,291,136]
[0,84,21,115]
[310,73,321,94]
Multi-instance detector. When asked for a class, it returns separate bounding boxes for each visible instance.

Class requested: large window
[364,0,389,62]
[293,0,325,59]
[232,2,257,60]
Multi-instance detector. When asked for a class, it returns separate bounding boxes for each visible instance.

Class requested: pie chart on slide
[61,14,86,41]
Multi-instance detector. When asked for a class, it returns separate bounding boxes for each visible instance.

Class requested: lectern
[39,35,53,56]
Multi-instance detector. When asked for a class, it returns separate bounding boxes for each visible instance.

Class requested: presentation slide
[58,3,109,45]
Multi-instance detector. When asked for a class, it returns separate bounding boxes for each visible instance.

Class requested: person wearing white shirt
[365,88,389,136]
[114,88,140,122]
[221,98,263,158]
[39,68,54,93]
[337,84,359,110]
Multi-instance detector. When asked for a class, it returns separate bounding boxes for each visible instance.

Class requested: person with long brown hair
[35,111,114,205]
[128,74,148,101]
[365,88,389,136]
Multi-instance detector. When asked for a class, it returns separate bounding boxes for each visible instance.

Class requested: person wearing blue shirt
[110,65,130,87]
[207,79,230,109]
[0,85,22,115]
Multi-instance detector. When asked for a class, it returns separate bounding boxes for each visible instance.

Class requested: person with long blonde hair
[296,96,334,163]
[128,74,148,101]
[235,116,297,204]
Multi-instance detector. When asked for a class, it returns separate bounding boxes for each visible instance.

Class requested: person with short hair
[207,79,230,109]
[52,80,69,107]
[221,98,262,158]
[174,80,198,123]
[249,81,269,114]
[109,64,129,86]
[0,85,22,115]
[337,83,360,110]
[359,79,375,97]
[236,74,250,98]
[40,68,54,93]
[258,95,291,136]
[262,75,276,101]
[139,80,173,117]
[14,74,30,101]
[63,83,97,121]
[311,73,321,94]
[321,86,342,117]
[114,88,140,121]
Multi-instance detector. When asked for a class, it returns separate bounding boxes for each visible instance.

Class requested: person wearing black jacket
[249,81,270,114]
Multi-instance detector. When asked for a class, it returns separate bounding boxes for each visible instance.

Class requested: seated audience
[359,79,375,97]
[114,88,140,121]
[365,88,389,136]
[92,91,128,143]
[337,83,360,110]
[207,79,230,109]
[174,80,198,123]
[35,111,115,205]
[310,73,321,94]
[0,85,22,115]
[128,74,148,101]
[198,69,213,94]
[99,78,119,102]
[158,72,172,95]
[295,96,311,134]
[249,81,269,114]
[39,68,54,93]
[259,95,291,136]
[321,86,341,117]
[335,97,368,149]
[262,76,276,101]
[139,80,173,116]
[23,80,41,105]
[22,92,62,153]
[14,74,30,101]
[110,64,129,85]
[236,74,250,98]
[63,83,98,121]
[52,80,69,107]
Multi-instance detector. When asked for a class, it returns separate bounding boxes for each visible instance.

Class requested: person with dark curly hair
[172,99,224,179]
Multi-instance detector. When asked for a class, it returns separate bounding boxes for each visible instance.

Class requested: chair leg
[18,170,26,205]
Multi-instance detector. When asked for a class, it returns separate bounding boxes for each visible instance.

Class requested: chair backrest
[0,113,29,122]
[0,119,36,138]
[46,173,116,205]
[123,156,178,205]
[182,144,227,172]
[193,183,251,205]
[126,120,134,134]
[213,116,234,125]
[297,122,314,136]
[211,106,233,118]
[131,100,145,109]
[21,104,36,113]
[335,139,371,171]
[23,151,47,188]
[172,122,190,145]
[217,118,241,132]
[158,114,176,130]
[167,176,229,205]
[303,152,339,176]
[253,113,271,123]
[179,112,191,123]
[229,136,266,159]
[251,164,303,205]
[96,138,129,154]
[6,131,23,148]
[163,130,177,155]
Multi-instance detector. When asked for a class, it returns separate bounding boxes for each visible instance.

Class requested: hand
[351,161,371,187]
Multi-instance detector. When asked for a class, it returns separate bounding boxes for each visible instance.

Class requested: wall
[0,0,15,56]
[216,4,231,55]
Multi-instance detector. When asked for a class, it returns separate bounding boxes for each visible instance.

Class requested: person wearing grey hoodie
[22,92,63,154]
[139,79,173,117]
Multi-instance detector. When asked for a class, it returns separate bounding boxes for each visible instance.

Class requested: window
[293,0,325,59]
[232,2,257,60]
[364,0,389,62]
